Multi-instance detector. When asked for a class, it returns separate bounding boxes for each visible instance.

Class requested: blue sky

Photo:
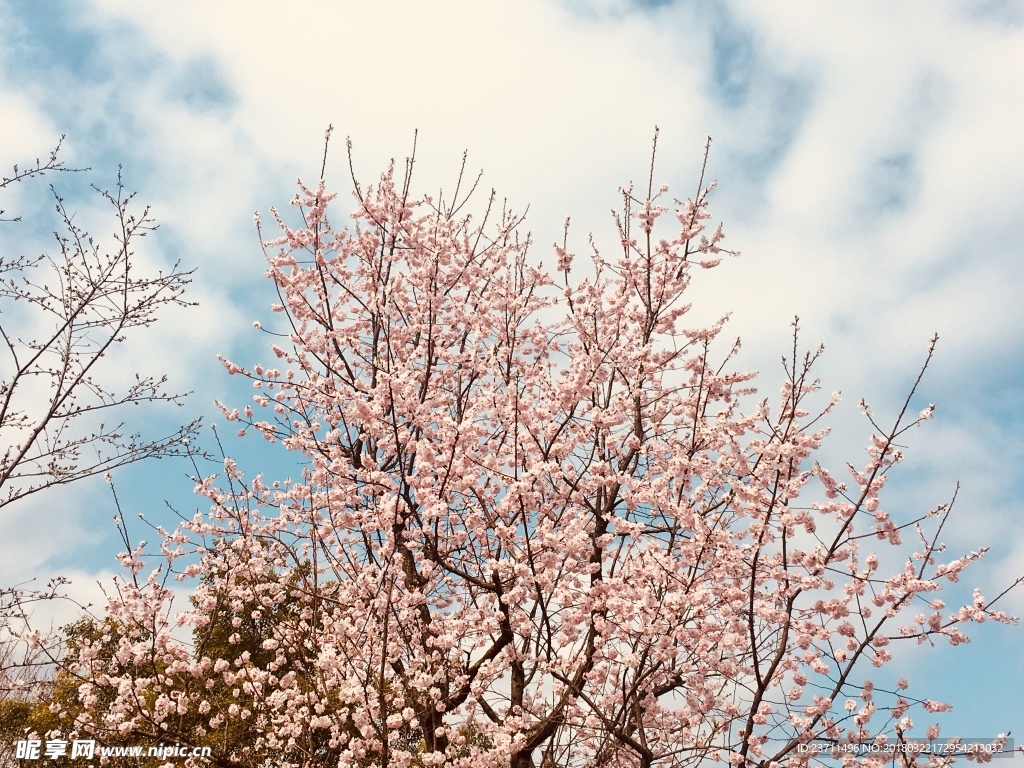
[1,0,1022,754]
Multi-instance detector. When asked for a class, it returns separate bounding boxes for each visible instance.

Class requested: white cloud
[0,483,109,587]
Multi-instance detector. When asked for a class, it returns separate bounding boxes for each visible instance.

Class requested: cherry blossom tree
[49,132,1021,768]
[0,137,199,513]
[0,138,200,764]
